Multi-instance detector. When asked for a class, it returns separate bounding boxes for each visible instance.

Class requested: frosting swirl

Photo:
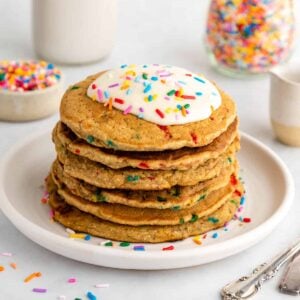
[87,64,221,125]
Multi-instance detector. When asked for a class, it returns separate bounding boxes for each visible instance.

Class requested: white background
[0,0,300,299]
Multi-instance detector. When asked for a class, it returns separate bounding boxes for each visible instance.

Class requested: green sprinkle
[70,85,80,90]
[96,193,107,202]
[120,241,130,247]
[208,217,219,224]
[104,241,113,247]
[74,298,82,300]
[167,89,176,96]
[190,214,199,223]
[157,196,167,202]
[106,140,116,148]
[227,157,232,163]
[198,194,206,201]
[126,175,140,182]
[230,199,238,206]
[179,218,185,224]
[142,73,148,80]
[170,186,181,197]
[86,135,95,144]
[171,206,180,211]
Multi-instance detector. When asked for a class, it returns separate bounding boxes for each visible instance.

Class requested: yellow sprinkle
[181,107,187,117]
[193,236,202,245]
[153,94,158,100]
[69,233,86,239]
[10,263,17,269]
[165,107,172,114]
[144,96,149,102]
[126,70,136,76]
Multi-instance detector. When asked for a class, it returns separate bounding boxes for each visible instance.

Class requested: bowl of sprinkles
[0,60,64,121]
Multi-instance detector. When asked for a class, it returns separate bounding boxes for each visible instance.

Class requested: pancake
[56,140,238,190]
[51,159,238,210]
[54,118,238,170]
[53,179,235,226]
[47,175,244,243]
[60,72,237,151]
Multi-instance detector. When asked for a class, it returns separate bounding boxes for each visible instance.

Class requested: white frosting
[87,64,221,125]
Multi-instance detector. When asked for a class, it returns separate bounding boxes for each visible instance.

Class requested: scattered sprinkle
[69,233,87,239]
[193,236,202,245]
[119,241,130,247]
[32,288,47,293]
[212,232,219,239]
[68,277,77,283]
[1,252,12,257]
[133,245,145,251]
[95,283,110,288]
[243,217,252,223]
[10,263,17,269]
[0,266,5,272]
[24,272,42,283]
[87,291,97,300]
[162,245,174,251]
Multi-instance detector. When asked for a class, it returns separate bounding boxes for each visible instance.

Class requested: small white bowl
[0,73,64,122]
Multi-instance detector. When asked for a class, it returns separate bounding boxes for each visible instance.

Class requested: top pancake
[60,72,237,151]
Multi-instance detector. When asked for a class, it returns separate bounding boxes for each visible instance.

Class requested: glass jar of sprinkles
[206,0,295,76]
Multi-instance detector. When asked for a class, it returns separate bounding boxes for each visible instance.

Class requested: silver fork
[221,240,300,300]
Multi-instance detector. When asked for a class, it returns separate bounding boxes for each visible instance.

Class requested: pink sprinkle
[125,76,132,80]
[49,209,54,219]
[238,206,243,212]
[164,96,170,101]
[32,288,47,293]
[160,73,172,77]
[123,105,133,115]
[68,278,77,283]
[108,83,119,88]
[156,69,165,74]
[139,107,144,112]
[97,89,103,101]
[1,252,12,257]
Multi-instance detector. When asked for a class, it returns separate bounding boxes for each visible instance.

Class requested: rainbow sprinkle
[0,60,61,92]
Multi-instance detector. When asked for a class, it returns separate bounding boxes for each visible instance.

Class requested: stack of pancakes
[47,72,244,243]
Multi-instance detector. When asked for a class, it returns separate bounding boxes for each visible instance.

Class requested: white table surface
[1,0,300,299]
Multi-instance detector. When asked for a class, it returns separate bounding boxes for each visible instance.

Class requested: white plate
[0,131,294,270]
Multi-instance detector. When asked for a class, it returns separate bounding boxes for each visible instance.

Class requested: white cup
[32,0,117,65]
[270,63,300,146]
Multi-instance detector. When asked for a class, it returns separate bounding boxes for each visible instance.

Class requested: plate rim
[0,129,295,269]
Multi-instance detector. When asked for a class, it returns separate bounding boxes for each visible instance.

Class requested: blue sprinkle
[133,245,145,251]
[177,104,182,109]
[126,89,133,95]
[178,80,186,85]
[196,92,203,96]
[134,75,141,83]
[84,235,91,241]
[212,233,218,239]
[86,291,97,300]
[240,196,245,205]
[151,76,158,81]
[104,90,110,99]
[211,91,217,96]
[148,95,153,101]
[55,74,61,80]
[194,77,206,84]
[143,65,148,68]
[143,84,152,93]
[224,228,228,231]
[120,64,127,68]
[47,63,54,69]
